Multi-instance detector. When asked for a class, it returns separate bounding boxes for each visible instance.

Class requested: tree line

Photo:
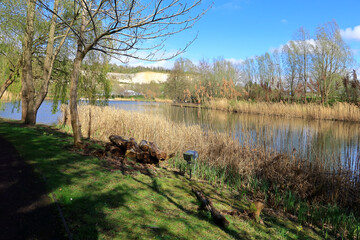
[164,21,359,105]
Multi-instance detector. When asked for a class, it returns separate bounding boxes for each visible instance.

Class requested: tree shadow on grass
[0,134,66,240]
[132,174,251,240]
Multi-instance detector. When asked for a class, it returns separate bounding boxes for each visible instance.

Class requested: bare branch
[37,0,84,47]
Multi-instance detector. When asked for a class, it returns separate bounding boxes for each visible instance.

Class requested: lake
[1,100,359,173]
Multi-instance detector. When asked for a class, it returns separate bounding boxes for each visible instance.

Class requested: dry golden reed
[62,105,268,175]
[61,105,360,209]
[207,99,360,122]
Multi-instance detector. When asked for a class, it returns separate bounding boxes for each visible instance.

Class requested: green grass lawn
[0,120,329,239]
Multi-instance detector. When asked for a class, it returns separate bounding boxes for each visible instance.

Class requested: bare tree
[164,57,194,101]
[240,57,257,99]
[311,21,353,104]
[272,49,283,101]
[255,53,275,101]
[294,27,311,103]
[39,0,208,146]
[282,41,299,102]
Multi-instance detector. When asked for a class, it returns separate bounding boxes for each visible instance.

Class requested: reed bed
[207,99,360,122]
[62,105,266,175]
[60,105,360,237]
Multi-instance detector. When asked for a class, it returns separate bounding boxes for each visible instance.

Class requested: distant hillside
[108,64,170,74]
[108,71,169,84]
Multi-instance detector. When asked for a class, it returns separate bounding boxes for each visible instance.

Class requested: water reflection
[1,100,359,172]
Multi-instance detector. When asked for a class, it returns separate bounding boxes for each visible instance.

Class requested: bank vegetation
[206,99,360,122]
[61,105,360,238]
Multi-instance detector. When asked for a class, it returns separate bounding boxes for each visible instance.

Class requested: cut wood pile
[106,135,173,164]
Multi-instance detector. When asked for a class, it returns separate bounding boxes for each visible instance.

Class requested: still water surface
[1,100,359,172]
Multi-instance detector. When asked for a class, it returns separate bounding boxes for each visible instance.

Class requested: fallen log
[139,140,150,152]
[148,142,167,161]
[105,142,124,157]
[192,188,229,228]
[109,135,129,149]
[108,135,173,164]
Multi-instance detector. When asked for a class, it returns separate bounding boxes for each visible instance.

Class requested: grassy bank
[0,120,329,239]
[60,105,360,238]
[205,99,360,122]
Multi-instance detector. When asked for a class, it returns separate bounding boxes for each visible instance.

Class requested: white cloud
[269,39,317,53]
[269,45,284,53]
[340,25,360,41]
[281,19,287,24]
[226,58,244,65]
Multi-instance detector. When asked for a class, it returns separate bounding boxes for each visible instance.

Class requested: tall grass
[62,105,265,175]
[207,99,360,122]
[61,105,360,237]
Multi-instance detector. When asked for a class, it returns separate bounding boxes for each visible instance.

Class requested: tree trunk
[62,105,68,127]
[69,50,84,146]
[69,3,86,147]
[21,0,65,125]
[34,0,59,112]
[21,0,37,125]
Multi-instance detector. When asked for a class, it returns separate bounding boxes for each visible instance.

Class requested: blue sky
[127,0,360,68]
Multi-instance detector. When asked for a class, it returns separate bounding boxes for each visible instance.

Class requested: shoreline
[174,99,360,123]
